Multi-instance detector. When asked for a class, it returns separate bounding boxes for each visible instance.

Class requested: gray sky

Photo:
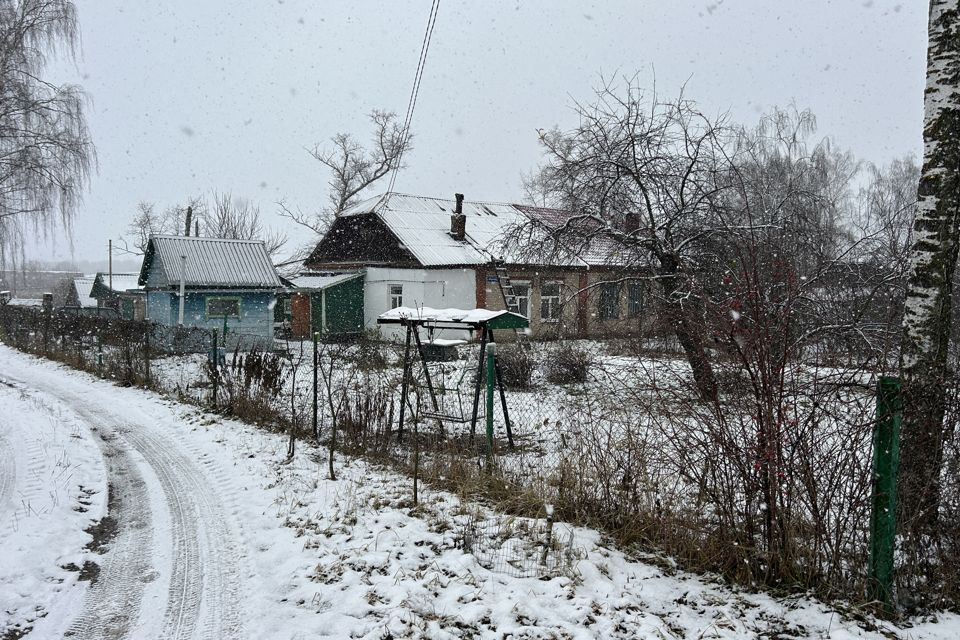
[34,0,927,265]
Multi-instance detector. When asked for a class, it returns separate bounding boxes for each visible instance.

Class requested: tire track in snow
[63,426,154,640]
[5,368,244,639]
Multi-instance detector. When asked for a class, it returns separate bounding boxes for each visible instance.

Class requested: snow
[2,344,960,638]
[379,305,526,325]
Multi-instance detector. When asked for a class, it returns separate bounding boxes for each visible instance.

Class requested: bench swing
[376,307,530,449]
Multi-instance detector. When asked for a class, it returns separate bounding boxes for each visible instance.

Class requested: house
[304,192,653,340]
[138,235,282,348]
[90,273,146,320]
[276,272,364,340]
[60,276,101,314]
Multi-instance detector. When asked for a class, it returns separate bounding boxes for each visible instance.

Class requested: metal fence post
[144,326,151,387]
[312,331,319,441]
[485,342,496,463]
[211,329,219,407]
[869,375,902,613]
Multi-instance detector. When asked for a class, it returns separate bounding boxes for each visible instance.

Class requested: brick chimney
[450,193,466,241]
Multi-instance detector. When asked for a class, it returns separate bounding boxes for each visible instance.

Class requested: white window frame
[508,280,531,318]
[540,280,563,322]
[388,283,404,309]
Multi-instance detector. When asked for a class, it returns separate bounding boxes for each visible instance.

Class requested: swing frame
[377,308,529,449]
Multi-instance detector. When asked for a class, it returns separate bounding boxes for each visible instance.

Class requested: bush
[544,343,592,384]
[497,345,535,389]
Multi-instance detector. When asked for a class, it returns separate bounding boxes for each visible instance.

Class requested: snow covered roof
[6,297,42,307]
[73,277,98,308]
[288,272,361,290]
[377,306,529,328]
[140,236,282,289]
[93,272,142,294]
[337,193,624,268]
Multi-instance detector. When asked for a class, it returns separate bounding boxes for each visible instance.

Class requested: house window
[598,282,621,320]
[389,284,403,309]
[508,281,530,318]
[627,283,643,318]
[540,280,563,322]
[206,296,240,318]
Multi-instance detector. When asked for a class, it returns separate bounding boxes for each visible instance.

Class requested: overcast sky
[33,0,927,265]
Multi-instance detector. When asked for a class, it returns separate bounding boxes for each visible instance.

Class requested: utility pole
[108,239,113,293]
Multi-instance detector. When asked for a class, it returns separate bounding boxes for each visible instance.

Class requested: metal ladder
[492,261,532,350]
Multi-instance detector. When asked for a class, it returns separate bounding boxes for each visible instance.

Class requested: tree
[523,78,731,402]
[122,192,286,258]
[899,0,960,535]
[204,191,286,258]
[0,0,93,270]
[279,110,411,243]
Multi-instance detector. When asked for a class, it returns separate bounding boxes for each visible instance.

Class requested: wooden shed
[278,272,364,339]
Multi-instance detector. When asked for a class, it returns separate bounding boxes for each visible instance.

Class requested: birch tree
[0,0,93,270]
[899,0,960,533]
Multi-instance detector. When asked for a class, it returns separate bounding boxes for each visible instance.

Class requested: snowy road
[3,345,960,639]
[1,351,244,640]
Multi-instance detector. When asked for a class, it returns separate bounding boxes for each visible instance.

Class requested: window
[508,281,530,318]
[206,296,240,318]
[598,282,621,320]
[540,280,563,322]
[389,284,403,309]
[627,283,643,318]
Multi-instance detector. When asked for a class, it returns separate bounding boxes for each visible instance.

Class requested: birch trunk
[899,0,960,531]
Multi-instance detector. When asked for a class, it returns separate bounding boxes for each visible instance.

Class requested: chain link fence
[2,304,957,606]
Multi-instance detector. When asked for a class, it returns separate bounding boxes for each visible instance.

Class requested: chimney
[184,206,193,237]
[450,193,466,241]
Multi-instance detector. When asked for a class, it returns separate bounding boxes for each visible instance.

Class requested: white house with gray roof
[305,192,651,340]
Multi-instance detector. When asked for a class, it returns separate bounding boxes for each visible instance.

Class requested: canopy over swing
[376,307,529,448]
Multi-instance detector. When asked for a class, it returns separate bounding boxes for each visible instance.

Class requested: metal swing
[377,307,530,448]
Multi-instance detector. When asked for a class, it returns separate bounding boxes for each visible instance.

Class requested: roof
[288,272,362,291]
[377,306,529,329]
[139,236,282,289]
[92,272,143,296]
[334,193,625,268]
[73,277,98,308]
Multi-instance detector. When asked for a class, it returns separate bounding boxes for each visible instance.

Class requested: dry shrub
[497,345,535,389]
[544,343,592,384]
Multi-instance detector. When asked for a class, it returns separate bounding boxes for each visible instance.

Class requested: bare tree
[204,191,287,258]
[279,110,411,241]
[0,0,94,270]
[523,78,731,401]
[899,0,960,536]
[122,192,286,258]
[120,196,205,254]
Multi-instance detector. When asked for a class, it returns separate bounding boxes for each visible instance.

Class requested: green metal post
[211,329,219,407]
[485,342,496,462]
[869,375,902,612]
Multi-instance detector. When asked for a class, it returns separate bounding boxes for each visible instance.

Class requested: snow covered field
[1,343,959,639]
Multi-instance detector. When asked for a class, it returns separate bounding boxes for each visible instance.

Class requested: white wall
[364,267,476,340]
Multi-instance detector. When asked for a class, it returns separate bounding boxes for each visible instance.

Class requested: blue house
[138,235,282,349]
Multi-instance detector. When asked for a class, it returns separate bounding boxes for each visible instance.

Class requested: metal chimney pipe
[451,193,466,241]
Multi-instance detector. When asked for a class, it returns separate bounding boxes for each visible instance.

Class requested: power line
[387,0,440,194]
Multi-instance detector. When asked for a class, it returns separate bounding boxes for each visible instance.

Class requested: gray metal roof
[73,277,98,307]
[140,236,282,289]
[288,272,361,290]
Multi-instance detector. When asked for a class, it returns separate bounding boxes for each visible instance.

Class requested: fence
[1,304,958,608]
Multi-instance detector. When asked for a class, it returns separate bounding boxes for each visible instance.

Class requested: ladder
[492,260,532,350]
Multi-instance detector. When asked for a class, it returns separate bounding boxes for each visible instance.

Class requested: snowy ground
[1,343,958,639]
